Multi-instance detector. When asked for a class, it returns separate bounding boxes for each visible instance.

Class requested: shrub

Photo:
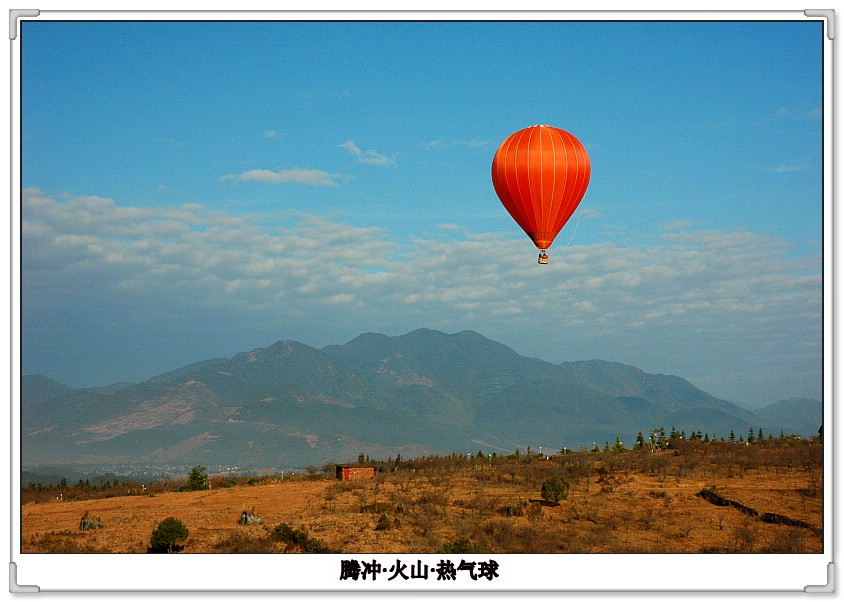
[302,538,327,553]
[273,523,330,553]
[273,523,308,546]
[212,532,275,553]
[440,537,482,554]
[540,475,570,505]
[375,512,391,531]
[497,497,527,517]
[149,517,189,553]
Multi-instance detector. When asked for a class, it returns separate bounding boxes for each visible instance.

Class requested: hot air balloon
[491,124,590,264]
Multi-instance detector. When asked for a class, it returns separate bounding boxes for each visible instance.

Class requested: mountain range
[21,329,822,470]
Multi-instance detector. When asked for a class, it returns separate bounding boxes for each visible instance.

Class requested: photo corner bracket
[804,562,835,594]
[9,562,39,594]
[804,9,835,40]
[9,9,39,40]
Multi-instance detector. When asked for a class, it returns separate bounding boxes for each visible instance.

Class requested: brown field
[21,439,823,554]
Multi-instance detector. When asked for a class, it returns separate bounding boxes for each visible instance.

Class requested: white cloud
[577,208,604,220]
[766,164,811,174]
[263,129,278,138]
[222,168,341,186]
[21,189,822,405]
[662,219,694,231]
[339,140,396,166]
[425,138,490,151]
[776,106,822,121]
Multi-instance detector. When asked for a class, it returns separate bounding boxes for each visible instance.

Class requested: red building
[335,465,375,481]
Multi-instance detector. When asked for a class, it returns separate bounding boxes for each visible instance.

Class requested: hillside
[756,397,823,436]
[21,329,821,470]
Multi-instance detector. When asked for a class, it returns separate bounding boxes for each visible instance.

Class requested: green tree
[540,475,570,505]
[149,517,189,553]
[183,465,209,491]
[612,436,626,453]
[635,431,646,449]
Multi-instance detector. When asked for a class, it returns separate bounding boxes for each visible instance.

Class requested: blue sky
[21,18,824,406]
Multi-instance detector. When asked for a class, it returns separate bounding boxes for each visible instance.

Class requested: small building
[335,464,375,481]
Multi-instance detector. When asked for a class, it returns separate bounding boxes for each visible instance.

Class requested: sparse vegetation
[22,435,823,554]
[375,512,392,531]
[440,537,482,554]
[272,523,329,553]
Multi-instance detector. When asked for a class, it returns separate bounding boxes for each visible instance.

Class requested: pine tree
[183,466,208,492]
[635,431,646,449]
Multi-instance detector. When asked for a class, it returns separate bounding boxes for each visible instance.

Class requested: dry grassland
[22,440,823,554]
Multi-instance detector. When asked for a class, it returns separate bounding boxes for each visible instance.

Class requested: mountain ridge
[22,329,821,469]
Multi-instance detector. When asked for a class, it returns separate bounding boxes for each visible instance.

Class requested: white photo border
[7,8,834,593]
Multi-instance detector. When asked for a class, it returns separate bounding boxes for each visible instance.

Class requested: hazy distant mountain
[21,329,821,470]
[21,374,73,408]
[755,397,823,436]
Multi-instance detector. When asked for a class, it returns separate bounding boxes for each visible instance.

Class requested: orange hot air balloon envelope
[491,124,591,254]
